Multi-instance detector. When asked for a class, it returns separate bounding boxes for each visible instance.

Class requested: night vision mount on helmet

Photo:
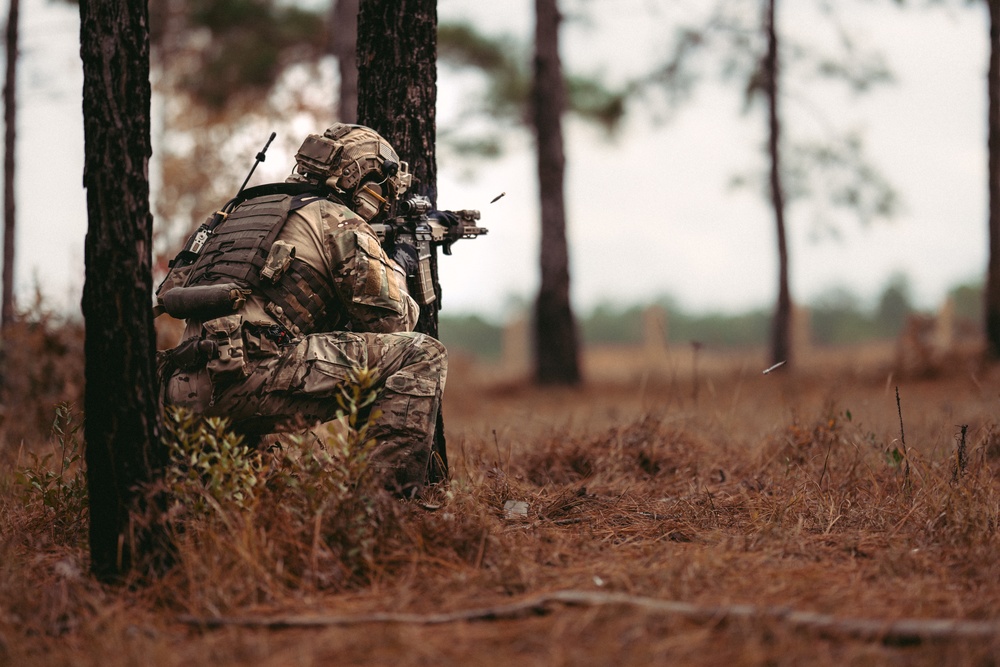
[290,123,412,222]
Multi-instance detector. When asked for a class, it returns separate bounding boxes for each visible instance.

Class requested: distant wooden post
[791,303,811,361]
[502,312,532,377]
[935,297,955,352]
[641,305,669,356]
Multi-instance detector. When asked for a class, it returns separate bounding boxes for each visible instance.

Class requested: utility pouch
[260,240,296,283]
[157,336,219,376]
[202,315,248,382]
[243,322,289,358]
[161,283,251,321]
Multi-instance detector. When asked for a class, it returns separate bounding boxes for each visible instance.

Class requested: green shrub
[13,403,88,544]
[257,366,389,583]
[159,366,397,594]
[162,408,261,517]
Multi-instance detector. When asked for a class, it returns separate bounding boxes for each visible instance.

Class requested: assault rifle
[370,194,488,315]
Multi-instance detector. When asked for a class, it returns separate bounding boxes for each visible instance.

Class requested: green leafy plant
[326,365,382,462]
[162,407,261,517]
[261,366,388,583]
[158,367,395,593]
[14,403,88,540]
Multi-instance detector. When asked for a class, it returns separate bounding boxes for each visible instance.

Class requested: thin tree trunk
[532,0,581,385]
[329,0,358,124]
[79,0,168,580]
[2,0,18,329]
[764,0,791,367]
[357,0,437,334]
[356,0,437,205]
[985,0,1000,358]
[356,0,447,482]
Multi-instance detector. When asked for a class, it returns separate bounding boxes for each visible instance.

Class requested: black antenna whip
[237,131,277,196]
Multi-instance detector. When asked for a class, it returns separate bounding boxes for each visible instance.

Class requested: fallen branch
[178,590,1000,643]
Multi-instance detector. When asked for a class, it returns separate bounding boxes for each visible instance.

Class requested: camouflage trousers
[165,329,448,493]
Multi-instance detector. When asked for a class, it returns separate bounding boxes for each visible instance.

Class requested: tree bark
[356,0,447,482]
[764,0,791,368]
[79,0,167,580]
[986,0,1000,358]
[531,0,581,385]
[356,0,436,205]
[356,0,437,335]
[2,0,18,329]
[329,0,359,124]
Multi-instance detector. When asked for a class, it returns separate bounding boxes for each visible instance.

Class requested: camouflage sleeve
[327,218,419,333]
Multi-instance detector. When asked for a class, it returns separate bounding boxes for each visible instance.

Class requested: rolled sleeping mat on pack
[161,283,250,321]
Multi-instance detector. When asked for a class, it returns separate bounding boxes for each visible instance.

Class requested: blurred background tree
[435,2,628,385]
[531,0,580,385]
[2,0,19,330]
[642,0,898,368]
[147,0,331,274]
[980,0,1000,357]
[328,0,358,123]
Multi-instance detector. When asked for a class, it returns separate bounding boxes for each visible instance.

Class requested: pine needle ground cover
[2,343,1000,666]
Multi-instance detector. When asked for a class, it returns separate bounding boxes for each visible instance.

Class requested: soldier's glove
[428,209,459,227]
[392,241,419,278]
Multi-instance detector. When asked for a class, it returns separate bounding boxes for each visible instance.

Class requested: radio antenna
[237,132,277,196]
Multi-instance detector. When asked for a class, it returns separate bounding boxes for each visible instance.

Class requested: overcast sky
[4,0,990,321]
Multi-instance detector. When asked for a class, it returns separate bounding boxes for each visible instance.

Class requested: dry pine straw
[3,358,1000,664]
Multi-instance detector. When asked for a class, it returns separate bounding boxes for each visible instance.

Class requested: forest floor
[3,341,1000,666]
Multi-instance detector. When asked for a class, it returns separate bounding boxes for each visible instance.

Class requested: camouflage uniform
[163,195,448,493]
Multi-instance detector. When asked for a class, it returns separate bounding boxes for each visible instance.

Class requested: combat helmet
[290,123,412,222]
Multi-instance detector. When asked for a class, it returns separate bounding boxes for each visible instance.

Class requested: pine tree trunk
[79,0,166,580]
[329,0,359,124]
[356,0,437,336]
[531,0,581,385]
[985,0,1000,358]
[2,0,18,329]
[356,0,448,482]
[356,0,436,205]
[764,0,791,368]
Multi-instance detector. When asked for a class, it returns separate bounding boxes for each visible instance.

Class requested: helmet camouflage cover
[292,123,411,202]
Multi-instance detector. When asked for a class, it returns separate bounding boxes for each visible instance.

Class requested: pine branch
[178,589,1000,643]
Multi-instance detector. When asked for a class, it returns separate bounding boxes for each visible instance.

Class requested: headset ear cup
[353,182,385,222]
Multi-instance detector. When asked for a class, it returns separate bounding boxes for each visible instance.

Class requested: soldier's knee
[398,332,447,390]
[396,331,447,365]
[420,335,447,383]
[421,333,447,364]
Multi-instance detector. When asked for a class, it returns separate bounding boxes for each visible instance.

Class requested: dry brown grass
[3,341,1000,665]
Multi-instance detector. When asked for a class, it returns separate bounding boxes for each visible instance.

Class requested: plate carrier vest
[179,184,345,335]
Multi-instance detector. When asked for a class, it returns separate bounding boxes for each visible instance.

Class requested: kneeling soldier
[157,124,447,497]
